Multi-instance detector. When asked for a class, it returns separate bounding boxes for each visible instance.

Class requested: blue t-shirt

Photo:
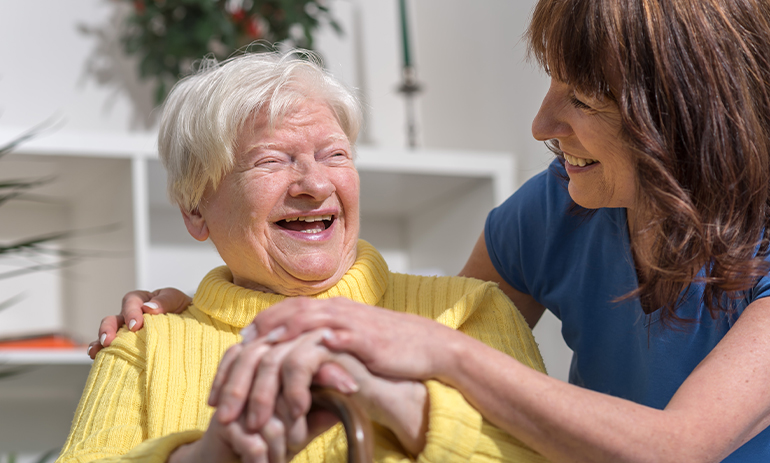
[485,159,770,461]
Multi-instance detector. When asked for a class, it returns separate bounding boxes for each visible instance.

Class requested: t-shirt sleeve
[748,250,770,303]
[485,160,569,296]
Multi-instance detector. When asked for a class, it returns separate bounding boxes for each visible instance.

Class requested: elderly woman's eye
[256,158,280,166]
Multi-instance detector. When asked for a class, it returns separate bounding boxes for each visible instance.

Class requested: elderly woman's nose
[531,81,572,142]
[288,160,335,199]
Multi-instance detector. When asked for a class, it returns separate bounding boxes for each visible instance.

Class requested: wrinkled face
[531,78,637,212]
[184,99,360,296]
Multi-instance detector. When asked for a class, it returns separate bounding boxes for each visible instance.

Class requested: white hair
[158,50,363,212]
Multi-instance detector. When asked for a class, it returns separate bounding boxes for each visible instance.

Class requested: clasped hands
[114,296,432,463]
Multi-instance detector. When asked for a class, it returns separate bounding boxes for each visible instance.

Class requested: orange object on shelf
[0,334,80,349]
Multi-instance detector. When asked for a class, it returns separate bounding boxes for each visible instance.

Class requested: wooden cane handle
[311,388,374,463]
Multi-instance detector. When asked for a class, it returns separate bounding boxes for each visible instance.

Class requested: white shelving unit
[0,126,517,453]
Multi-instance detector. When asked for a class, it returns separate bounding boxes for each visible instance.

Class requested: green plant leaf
[32,449,59,463]
[329,18,343,36]
[0,231,73,255]
[0,366,32,380]
[0,118,60,159]
[0,178,51,190]
[0,293,26,314]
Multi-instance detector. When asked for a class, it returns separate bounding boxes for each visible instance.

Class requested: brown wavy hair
[527,0,770,323]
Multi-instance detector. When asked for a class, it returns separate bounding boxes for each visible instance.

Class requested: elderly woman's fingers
[216,341,273,424]
[245,330,340,431]
[312,362,359,393]
[208,343,245,407]
[223,419,269,463]
[274,396,308,457]
[244,333,317,430]
[316,353,430,456]
[279,348,362,421]
[258,416,287,463]
[273,394,338,461]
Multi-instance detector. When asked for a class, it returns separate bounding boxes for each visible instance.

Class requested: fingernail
[265,326,286,343]
[128,319,137,330]
[87,345,92,355]
[240,324,258,343]
[99,334,106,346]
[322,329,336,342]
[144,301,159,310]
[339,378,359,394]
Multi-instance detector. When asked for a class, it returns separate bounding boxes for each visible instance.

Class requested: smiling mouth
[564,153,598,167]
[276,214,335,234]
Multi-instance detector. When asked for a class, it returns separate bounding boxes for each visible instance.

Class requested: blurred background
[0,0,570,458]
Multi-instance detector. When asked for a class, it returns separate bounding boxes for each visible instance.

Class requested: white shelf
[0,349,91,365]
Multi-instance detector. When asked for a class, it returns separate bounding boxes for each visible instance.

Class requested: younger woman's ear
[181,206,210,242]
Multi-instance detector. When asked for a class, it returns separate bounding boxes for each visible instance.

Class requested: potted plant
[120,0,342,103]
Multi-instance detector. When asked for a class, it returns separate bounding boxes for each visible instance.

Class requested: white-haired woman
[59,52,547,463]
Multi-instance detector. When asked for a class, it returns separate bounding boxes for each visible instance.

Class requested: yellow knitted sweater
[57,241,548,463]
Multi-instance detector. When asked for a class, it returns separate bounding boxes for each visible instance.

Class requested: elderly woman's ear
[181,206,210,241]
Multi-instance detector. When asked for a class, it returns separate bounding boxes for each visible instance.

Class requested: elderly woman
[59,52,548,462]
[106,0,770,461]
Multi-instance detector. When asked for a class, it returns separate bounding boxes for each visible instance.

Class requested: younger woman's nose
[531,79,573,142]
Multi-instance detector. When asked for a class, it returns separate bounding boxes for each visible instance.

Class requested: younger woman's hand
[248,297,462,380]
[87,287,192,359]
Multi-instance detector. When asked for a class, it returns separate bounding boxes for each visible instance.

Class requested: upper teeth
[284,215,332,223]
[564,154,597,167]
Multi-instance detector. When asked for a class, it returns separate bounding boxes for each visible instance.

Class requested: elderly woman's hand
[170,333,340,463]
[169,408,290,463]
[210,326,429,457]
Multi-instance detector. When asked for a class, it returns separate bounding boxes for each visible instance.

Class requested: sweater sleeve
[56,334,201,463]
[415,279,549,462]
[416,381,549,463]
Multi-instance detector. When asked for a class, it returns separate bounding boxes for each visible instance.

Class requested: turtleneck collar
[191,240,390,328]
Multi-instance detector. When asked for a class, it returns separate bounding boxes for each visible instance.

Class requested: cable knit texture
[57,241,548,463]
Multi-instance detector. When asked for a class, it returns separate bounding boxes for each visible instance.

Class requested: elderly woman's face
[184,99,360,295]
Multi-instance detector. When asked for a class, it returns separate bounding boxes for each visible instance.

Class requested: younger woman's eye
[569,95,592,110]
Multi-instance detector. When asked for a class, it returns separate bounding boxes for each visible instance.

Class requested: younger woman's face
[531,78,638,212]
